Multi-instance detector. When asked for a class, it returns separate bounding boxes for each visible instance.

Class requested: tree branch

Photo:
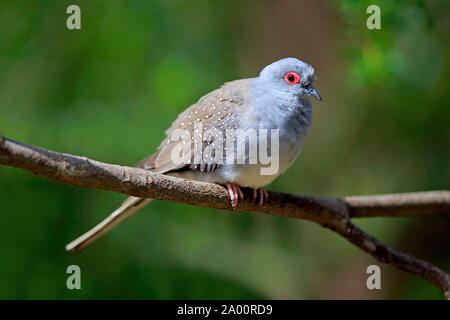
[1,136,449,298]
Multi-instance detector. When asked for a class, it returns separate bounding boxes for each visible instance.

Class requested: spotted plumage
[66,58,322,253]
[138,79,249,174]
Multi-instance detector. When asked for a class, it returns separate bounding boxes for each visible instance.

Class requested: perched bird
[66,57,322,253]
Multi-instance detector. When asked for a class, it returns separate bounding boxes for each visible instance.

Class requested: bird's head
[258,57,322,102]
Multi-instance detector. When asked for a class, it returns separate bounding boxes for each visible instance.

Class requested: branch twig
[1,136,449,298]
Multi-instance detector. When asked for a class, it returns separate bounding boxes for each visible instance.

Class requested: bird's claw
[226,182,243,209]
[252,187,269,206]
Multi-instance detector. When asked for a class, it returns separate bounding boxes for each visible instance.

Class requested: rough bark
[1,136,449,298]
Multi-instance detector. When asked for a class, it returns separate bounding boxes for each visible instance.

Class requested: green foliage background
[0,0,448,299]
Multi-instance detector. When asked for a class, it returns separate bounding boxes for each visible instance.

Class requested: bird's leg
[226,182,244,209]
[252,187,269,206]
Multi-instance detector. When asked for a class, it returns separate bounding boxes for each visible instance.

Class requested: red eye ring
[284,72,300,85]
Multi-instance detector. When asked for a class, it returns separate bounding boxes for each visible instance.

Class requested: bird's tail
[65,196,153,254]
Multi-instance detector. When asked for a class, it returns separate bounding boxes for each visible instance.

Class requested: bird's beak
[307,84,322,101]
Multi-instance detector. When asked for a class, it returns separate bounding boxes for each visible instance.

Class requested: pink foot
[226,182,244,209]
[252,187,269,206]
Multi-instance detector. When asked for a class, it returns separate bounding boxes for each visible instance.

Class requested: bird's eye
[284,72,300,85]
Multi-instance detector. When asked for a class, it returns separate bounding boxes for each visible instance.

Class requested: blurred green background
[0,0,449,299]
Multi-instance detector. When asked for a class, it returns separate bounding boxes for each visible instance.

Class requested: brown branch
[1,135,449,298]
[345,191,450,218]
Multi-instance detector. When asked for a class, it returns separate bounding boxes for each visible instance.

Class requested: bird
[65,57,322,254]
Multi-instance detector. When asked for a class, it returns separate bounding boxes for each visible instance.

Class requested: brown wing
[137,79,250,173]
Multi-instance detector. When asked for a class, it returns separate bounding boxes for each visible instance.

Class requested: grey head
[256,57,321,102]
